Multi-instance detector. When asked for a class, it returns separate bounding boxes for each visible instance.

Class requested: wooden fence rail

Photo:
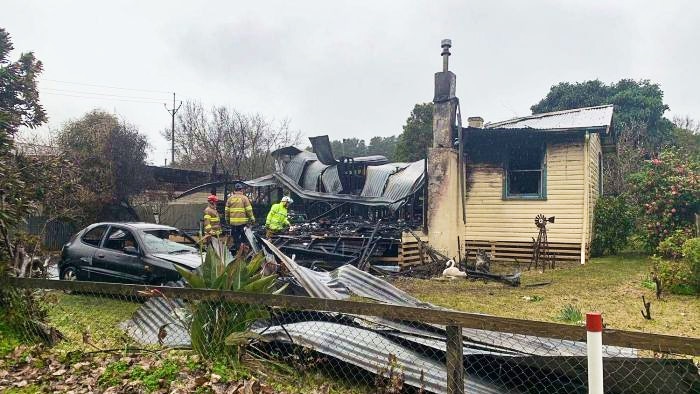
[6,277,700,356]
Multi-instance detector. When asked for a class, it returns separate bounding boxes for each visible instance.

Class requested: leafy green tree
[0,27,50,261]
[531,79,674,150]
[330,137,367,158]
[57,110,151,222]
[367,135,397,161]
[671,116,700,158]
[0,28,46,136]
[395,103,433,162]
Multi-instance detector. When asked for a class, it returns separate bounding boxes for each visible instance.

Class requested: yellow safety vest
[203,207,222,236]
[225,193,255,225]
[266,203,289,231]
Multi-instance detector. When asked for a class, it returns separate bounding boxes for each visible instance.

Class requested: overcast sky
[5,0,699,164]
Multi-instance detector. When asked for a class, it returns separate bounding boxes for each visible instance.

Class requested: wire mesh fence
[5,277,699,394]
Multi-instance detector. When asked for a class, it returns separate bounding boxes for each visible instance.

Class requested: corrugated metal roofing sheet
[273,172,397,206]
[282,151,317,184]
[384,160,425,210]
[260,321,514,394]
[484,105,613,132]
[244,174,278,188]
[320,165,343,193]
[360,163,409,197]
[350,155,390,165]
[302,161,330,191]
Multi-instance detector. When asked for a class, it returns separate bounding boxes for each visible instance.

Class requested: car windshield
[140,229,198,254]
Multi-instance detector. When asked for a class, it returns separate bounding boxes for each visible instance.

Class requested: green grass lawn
[46,292,142,353]
[391,254,700,338]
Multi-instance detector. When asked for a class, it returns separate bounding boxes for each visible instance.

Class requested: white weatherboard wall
[464,140,586,246]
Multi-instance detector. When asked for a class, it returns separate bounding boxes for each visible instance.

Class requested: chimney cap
[441,39,452,48]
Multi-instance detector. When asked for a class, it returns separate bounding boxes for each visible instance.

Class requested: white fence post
[586,312,604,394]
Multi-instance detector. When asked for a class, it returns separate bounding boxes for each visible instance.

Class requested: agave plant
[175,238,285,358]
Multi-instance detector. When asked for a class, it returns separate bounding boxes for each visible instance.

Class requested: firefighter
[225,183,255,252]
[265,196,293,238]
[202,194,222,239]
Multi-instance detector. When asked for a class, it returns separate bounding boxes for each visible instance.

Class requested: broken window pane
[506,146,544,198]
[508,170,541,195]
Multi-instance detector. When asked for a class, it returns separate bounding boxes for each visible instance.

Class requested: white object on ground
[441,260,466,278]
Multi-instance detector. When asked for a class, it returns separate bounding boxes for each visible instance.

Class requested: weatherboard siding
[587,132,601,247]
[464,140,585,244]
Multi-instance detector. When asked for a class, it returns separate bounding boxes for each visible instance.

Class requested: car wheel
[62,266,78,281]
[61,266,78,294]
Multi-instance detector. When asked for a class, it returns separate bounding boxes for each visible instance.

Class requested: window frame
[102,225,141,255]
[80,224,109,247]
[502,143,547,200]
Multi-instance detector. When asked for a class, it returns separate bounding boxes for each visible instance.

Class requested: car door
[92,226,147,283]
[71,224,109,281]
[64,224,109,280]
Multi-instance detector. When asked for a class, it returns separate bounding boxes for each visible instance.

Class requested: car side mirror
[123,246,139,255]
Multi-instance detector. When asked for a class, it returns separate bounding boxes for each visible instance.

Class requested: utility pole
[165,92,182,166]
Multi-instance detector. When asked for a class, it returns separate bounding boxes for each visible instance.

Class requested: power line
[40,78,172,94]
[43,92,166,104]
[43,87,169,101]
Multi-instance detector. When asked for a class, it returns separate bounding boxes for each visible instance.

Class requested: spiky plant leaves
[174,265,206,289]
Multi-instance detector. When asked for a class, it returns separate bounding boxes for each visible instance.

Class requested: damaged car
[59,222,202,284]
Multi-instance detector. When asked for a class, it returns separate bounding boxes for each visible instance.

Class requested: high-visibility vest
[225,193,255,225]
[203,206,222,236]
[266,203,289,231]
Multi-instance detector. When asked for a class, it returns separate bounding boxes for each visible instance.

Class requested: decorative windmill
[529,214,556,271]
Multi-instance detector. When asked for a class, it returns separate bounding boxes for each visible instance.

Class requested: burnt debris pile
[266,215,406,271]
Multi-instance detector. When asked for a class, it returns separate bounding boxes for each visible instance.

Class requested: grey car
[59,222,203,284]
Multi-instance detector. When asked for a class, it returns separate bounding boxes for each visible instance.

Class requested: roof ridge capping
[483,104,613,133]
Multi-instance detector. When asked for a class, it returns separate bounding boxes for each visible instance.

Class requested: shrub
[628,149,700,251]
[657,229,694,259]
[681,237,700,292]
[653,255,697,295]
[590,195,635,256]
[174,239,286,359]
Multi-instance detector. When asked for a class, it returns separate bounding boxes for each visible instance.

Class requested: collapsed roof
[254,135,426,210]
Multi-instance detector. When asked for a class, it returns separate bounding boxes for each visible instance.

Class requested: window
[103,227,139,253]
[141,229,197,254]
[81,225,107,247]
[504,145,546,199]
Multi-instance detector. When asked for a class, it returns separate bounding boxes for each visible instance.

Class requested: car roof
[89,222,177,231]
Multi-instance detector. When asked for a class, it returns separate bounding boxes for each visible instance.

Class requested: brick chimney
[468,116,484,128]
[426,39,463,259]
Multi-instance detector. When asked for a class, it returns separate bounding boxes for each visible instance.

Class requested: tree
[531,79,676,194]
[0,27,49,261]
[57,110,151,222]
[164,101,300,179]
[531,79,674,151]
[0,28,46,136]
[330,138,367,158]
[395,103,433,162]
[367,135,397,161]
[671,116,700,158]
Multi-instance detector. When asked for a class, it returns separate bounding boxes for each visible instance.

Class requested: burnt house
[426,40,613,264]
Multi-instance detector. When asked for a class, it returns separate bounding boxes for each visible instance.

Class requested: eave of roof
[477,104,614,134]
